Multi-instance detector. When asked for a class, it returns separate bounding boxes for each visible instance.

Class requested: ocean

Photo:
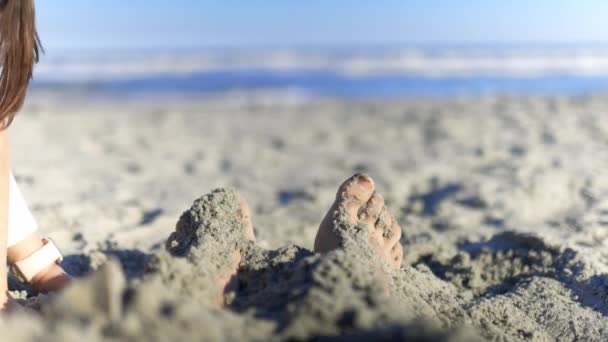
[31,46,608,99]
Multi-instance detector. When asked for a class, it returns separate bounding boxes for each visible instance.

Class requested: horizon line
[38,41,608,54]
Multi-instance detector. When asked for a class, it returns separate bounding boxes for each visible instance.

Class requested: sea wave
[33,47,608,82]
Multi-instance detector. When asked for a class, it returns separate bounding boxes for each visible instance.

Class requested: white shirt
[7,171,38,247]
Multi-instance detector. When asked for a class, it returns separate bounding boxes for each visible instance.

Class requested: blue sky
[37,1,608,51]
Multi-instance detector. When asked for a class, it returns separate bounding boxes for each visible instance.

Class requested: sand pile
[1,187,606,341]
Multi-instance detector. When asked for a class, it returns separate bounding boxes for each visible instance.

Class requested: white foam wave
[33,47,608,82]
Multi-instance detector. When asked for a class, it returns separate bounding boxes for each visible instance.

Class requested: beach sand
[2,92,608,341]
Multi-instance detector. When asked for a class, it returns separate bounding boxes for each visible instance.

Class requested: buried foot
[165,190,255,306]
[214,195,256,304]
[314,174,403,269]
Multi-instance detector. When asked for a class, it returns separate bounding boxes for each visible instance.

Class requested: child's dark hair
[0,0,41,128]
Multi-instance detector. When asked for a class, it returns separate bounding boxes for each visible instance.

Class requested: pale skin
[0,130,71,312]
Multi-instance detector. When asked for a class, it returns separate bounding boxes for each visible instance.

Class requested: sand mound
[5,95,608,341]
[3,188,607,341]
[415,231,608,340]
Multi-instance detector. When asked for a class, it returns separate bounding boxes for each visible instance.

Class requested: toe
[314,174,375,253]
[238,194,255,242]
[385,219,402,247]
[391,243,403,269]
[360,193,384,226]
[375,207,393,238]
[336,174,375,224]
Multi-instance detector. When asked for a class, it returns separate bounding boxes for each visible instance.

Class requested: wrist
[7,232,44,264]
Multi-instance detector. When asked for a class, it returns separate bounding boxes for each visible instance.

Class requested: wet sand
[3,92,608,341]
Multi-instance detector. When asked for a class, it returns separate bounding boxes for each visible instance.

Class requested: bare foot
[314,174,403,269]
[166,193,255,306]
[213,195,256,305]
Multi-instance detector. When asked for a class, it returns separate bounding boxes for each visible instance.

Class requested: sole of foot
[314,173,403,269]
[166,192,256,307]
[214,195,255,305]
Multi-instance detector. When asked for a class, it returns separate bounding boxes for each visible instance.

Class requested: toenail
[356,174,372,187]
[357,175,371,184]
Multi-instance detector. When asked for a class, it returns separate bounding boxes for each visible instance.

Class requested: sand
[2,92,608,341]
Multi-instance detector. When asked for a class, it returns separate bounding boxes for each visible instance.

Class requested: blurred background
[13,1,608,258]
[34,0,608,99]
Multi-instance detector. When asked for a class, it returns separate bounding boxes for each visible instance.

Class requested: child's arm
[0,130,10,309]
[6,169,44,263]
[5,168,70,293]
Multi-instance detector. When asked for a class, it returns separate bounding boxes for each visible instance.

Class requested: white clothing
[7,171,38,247]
